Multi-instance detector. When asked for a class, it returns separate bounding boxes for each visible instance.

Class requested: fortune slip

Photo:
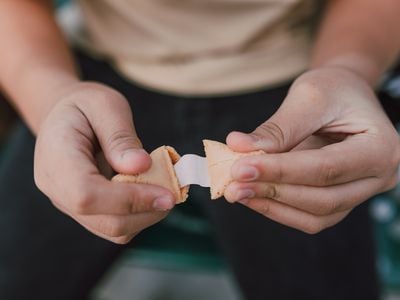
[174,154,210,188]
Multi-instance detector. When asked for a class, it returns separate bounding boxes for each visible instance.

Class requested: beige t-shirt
[77,0,319,96]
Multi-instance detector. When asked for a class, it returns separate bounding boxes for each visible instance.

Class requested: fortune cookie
[203,140,264,199]
[112,146,189,203]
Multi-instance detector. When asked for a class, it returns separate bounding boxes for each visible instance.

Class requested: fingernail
[236,189,255,201]
[153,195,174,211]
[238,133,260,145]
[235,165,259,181]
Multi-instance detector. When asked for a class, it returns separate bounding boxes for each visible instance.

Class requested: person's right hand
[34,82,175,244]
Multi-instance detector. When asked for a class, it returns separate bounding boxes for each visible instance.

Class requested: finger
[67,174,176,215]
[225,176,387,216]
[231,135,385,186]
[226,80,333,153]
[52,201,168,244]
[51,200,128,243]
[82,211,168,238]
[76,84,151,174]
[36,122,176,216]
[239,198,350,234]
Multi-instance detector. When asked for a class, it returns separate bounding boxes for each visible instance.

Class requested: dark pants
[0,51,380,300]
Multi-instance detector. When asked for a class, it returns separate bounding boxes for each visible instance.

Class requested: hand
[34,82,175,243]
[224,67,400,234]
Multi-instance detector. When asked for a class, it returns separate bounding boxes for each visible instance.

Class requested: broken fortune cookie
[203,140,264,200]
[112,146,189,204]
[112,140,264,202]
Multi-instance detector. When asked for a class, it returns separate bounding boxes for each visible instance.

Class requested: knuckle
[319,159,340,185]
[259,201,271,216]
[366,143,392,175]
[261,184,279,200]
[128,200,141,214]
[383,174,399,192]
[33,171,46,194]
[99,218,126,238]
[303,219,325,235]
[127,193,151,213]
[33,164,51,197]
[73,188,94,214]
[388,175,399,190]
[72,82,126,104]
[394,140,400,165]
[373,135,400,175]
[111,235,133,245]
[316,197,338,216]
[266,159,284,182]
[255,122,286,150]
[291,77,323,103]
[388,144,400,173]
[223,187,236,202]
[107,130,141,153]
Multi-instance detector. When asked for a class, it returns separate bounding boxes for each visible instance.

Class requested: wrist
[310,53,381,87]
[31,74,81,134]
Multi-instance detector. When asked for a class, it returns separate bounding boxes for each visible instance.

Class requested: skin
[224,0,400,234]
[0,1,175,244]
[0,0,399,242]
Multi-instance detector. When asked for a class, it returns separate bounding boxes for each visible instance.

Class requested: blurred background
[1,1,400,299]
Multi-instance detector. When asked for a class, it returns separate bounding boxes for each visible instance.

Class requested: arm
[0,0,78,133]
[311,0,400,85]
[225,0,400,233]
[0,0,175,243]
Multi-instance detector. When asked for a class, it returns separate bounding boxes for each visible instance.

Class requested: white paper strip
[174,154,210,187]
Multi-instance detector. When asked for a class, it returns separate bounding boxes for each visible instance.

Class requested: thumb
[227,85,329,153]
[79,87,151,174]
[101,127,151,175]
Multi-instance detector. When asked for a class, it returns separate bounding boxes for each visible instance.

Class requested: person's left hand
[224,67,400,234]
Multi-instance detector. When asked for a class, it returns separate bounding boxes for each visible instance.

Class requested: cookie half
[203,139,264,199]
[112,146,189,203]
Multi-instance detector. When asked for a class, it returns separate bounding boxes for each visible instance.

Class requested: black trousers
[0,51,380,300]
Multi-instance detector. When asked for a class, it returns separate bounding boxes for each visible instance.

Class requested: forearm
[311,0,400,86]
[0,0,79,134]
